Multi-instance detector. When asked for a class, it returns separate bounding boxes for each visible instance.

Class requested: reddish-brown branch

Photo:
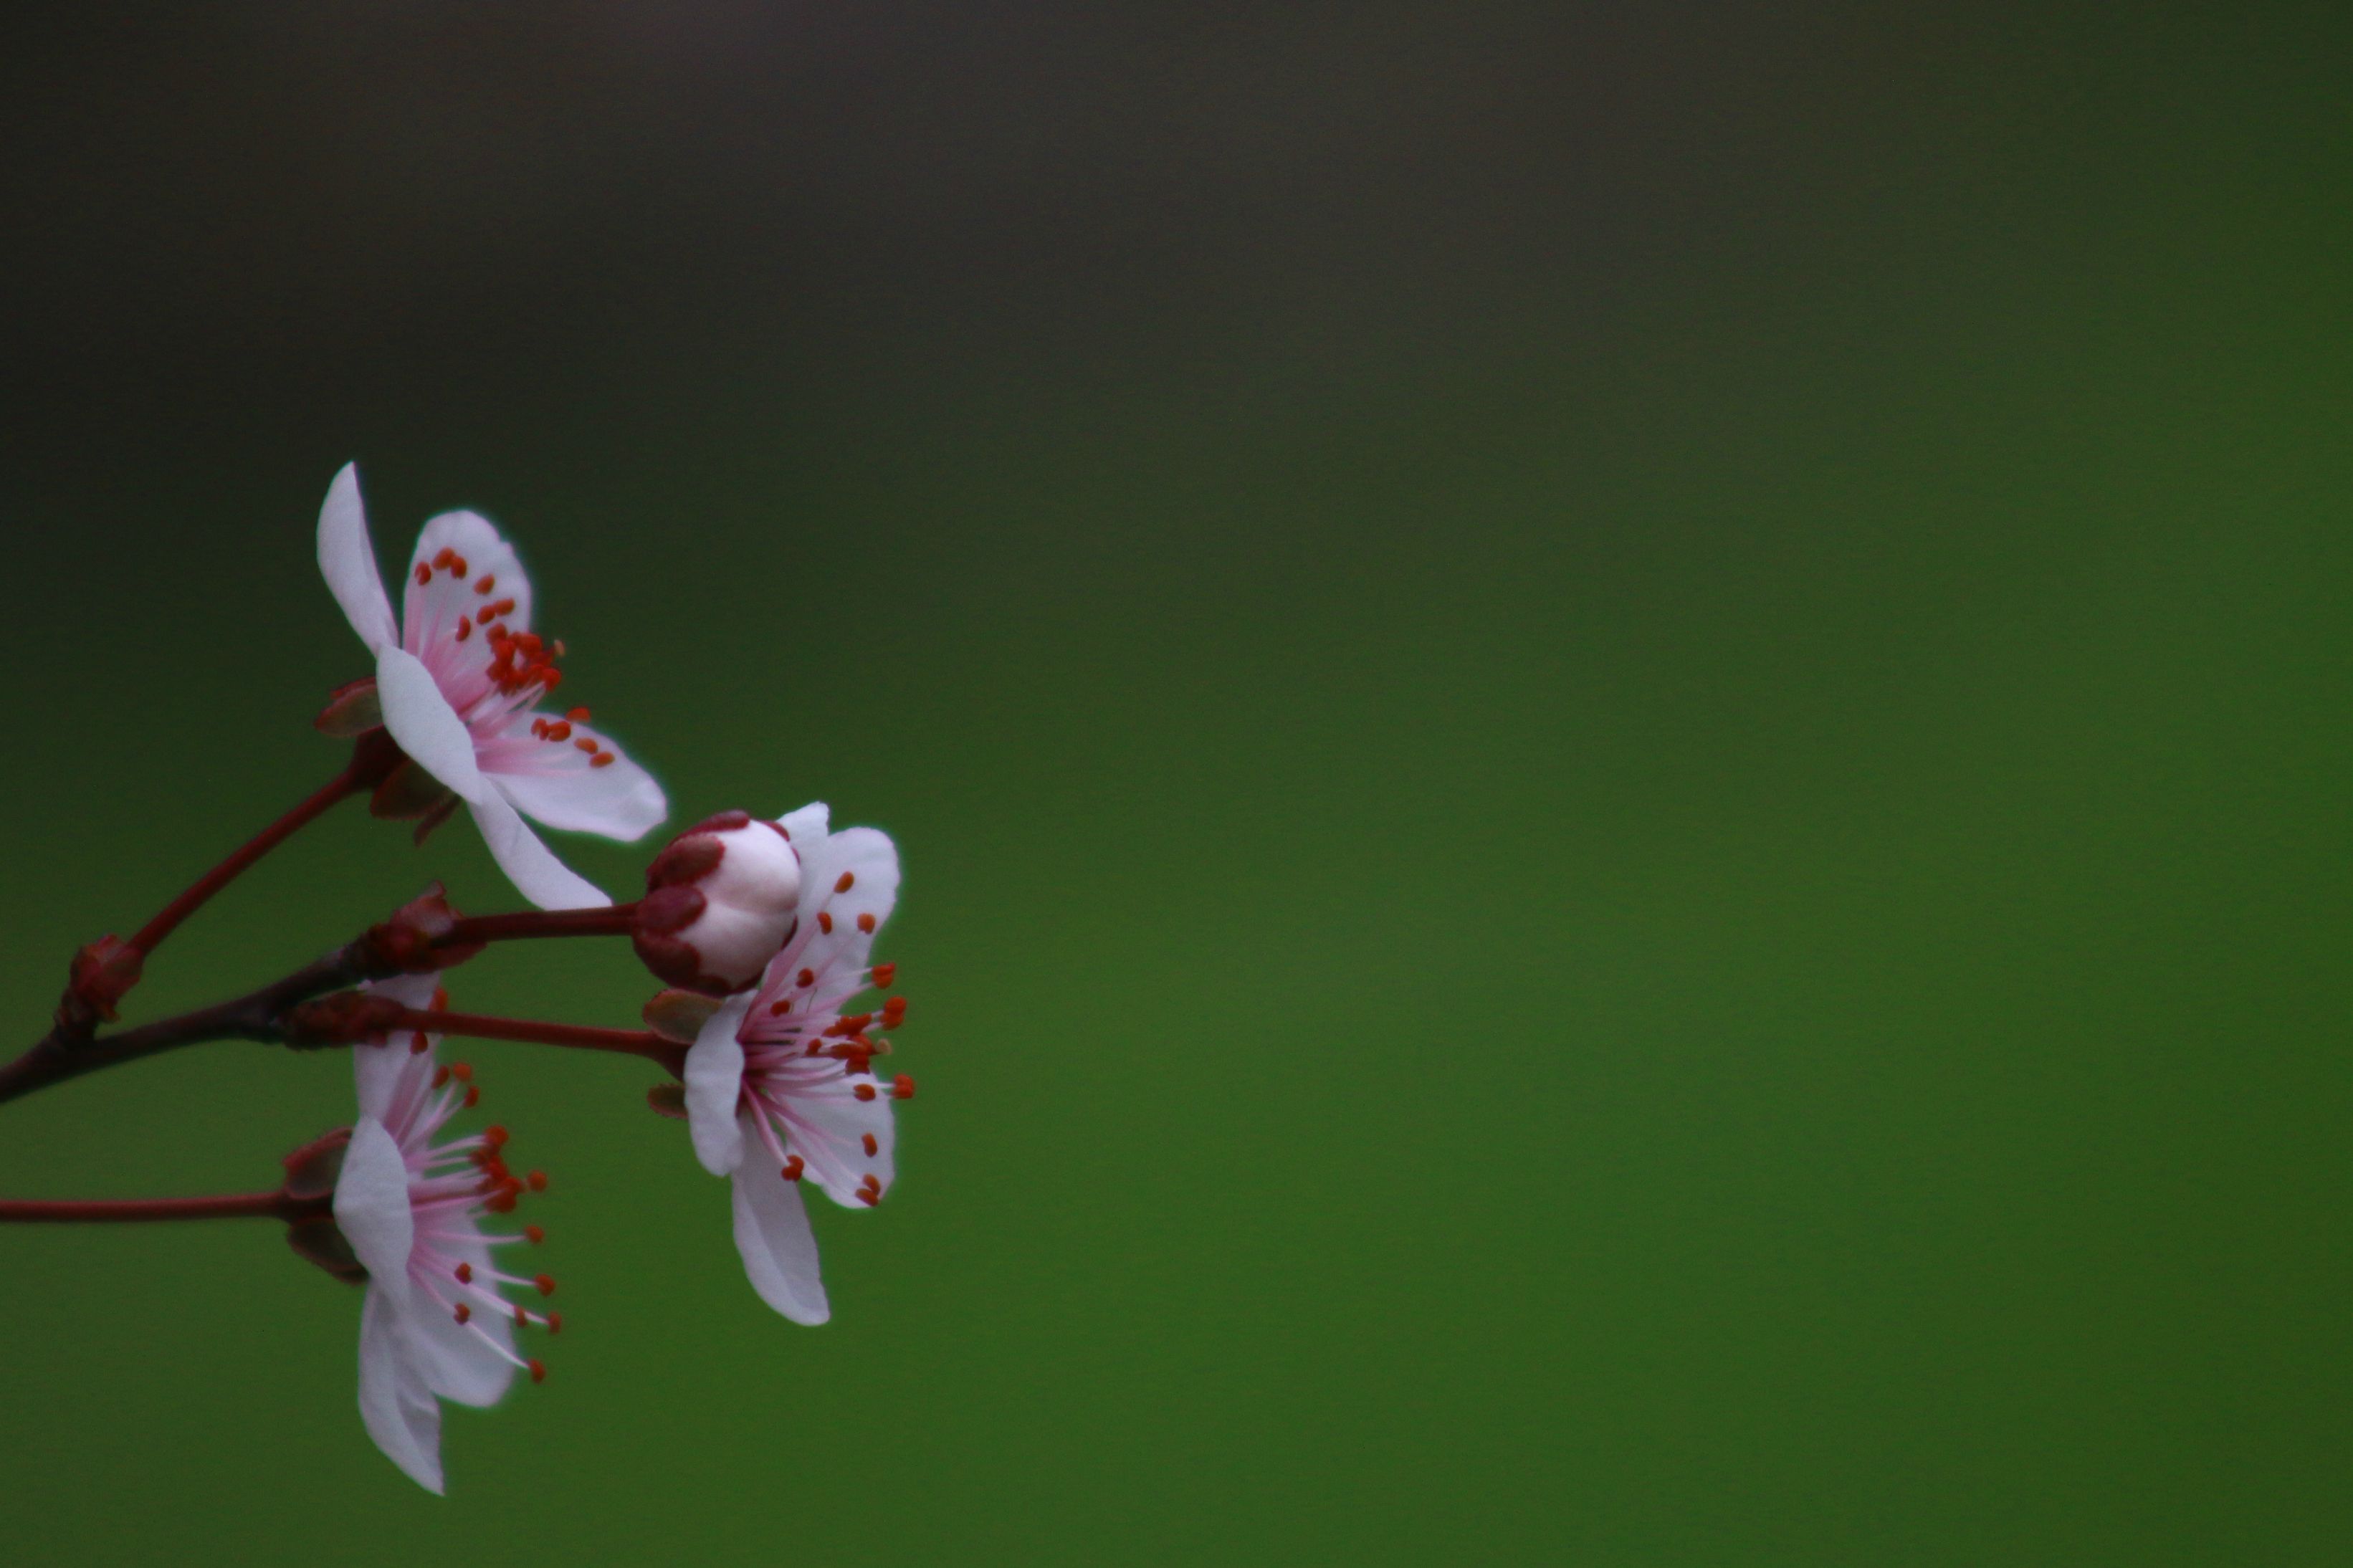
[384,1005,682,1071]
[438,903,640,947]
[128,769,368,958]
[0,1190,299,1224]
[1,949,367,1108]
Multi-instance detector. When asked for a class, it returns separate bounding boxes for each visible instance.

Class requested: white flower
[682,803,908,1324]
[316,463,667,909]
[331,973,558,1493]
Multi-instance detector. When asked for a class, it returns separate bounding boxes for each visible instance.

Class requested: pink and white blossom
[316,463,667,909]
[682,803,908,1324]
[332,972,558,1493]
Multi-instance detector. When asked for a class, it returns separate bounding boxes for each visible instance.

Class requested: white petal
[401,511,535,707]
[756,823,899,1016]
[406,1223,517,1409]
[376,646,490,803]
[317,464,399,654]
[464,792,611,911]
[351,1041,412,1127]
[356,1286,444,1493]
[788,1074,898,1211]
[775,801,831,846]
[683,996,751,1176]
[730,1144,830,1325]
[353,972,441,1131]
[476,712,667,841]
[333,1118,416,1296]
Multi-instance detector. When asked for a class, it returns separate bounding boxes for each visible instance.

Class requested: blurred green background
[2,4,2349,1562]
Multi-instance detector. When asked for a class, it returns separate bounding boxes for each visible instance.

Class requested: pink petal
[316,464,398,654]
[401,510,534,709]
[684,998,753,1176]
[376,647,490,803]
[464,792,611,912]
[477,712,667,841]
[333,1118,417,1295]
[730,1134,830,1325]
[356,1286,444,1493]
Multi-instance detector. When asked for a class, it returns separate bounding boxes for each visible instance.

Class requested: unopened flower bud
[632,811,802,995]
[63,934,143,1025]
[355,882,481,976]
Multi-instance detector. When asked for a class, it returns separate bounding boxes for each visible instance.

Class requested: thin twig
[0,949,364,1108]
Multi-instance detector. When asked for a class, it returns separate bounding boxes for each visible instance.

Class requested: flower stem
[386,1006,681,1069]
[439,904,640,947]
[127,766,369,959]
[0,1190,294,1224]
[0,949,365,1109]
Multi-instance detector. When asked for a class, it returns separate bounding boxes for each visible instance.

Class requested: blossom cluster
[2,467,917,1494]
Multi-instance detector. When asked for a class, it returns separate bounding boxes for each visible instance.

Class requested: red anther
[575,737,598,754]
[805,1041,824,1055]
[857,1192,879,1207]
[525,1224,545,1245]
[432,1066,451,1089]
[769,998,792,1016]
[450,1062,473,1081]
[515,1304,528,1326]
[475,574,496,594]
[451,555,467,577]
[528,1359,547,1384]
[462,1085,480,1109]
[835,871,856,894]
[409,1031,430,1055]
[431,986,450,1011]
[567,707,590,722]
[870,963,896,989]
[483,1125,509,1149]
[591,753,614,768]
[862,1132,879,1157]
[797,969,815,989]
[856,913,877,934]
[455,618,472,642]
[533,1273,556,1297]
[454,1302,472,1324]
[546,1312,563,1335]
[415,563,432,586]
[818,912,834,934]
[455,1262,474,1283]
[892,1074,916,1100]
[486,598,517,619]
[485,1190,517,1214]
[526,1170,548,1192]
[545,721,572,742]
[854,1082,878,1102]
[882,997,907,1026]
[781,1155,804,1182]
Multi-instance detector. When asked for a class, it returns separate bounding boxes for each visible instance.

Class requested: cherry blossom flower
[316,463,667,909]
[682,803,910,1324]
[332,972,558,1493]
